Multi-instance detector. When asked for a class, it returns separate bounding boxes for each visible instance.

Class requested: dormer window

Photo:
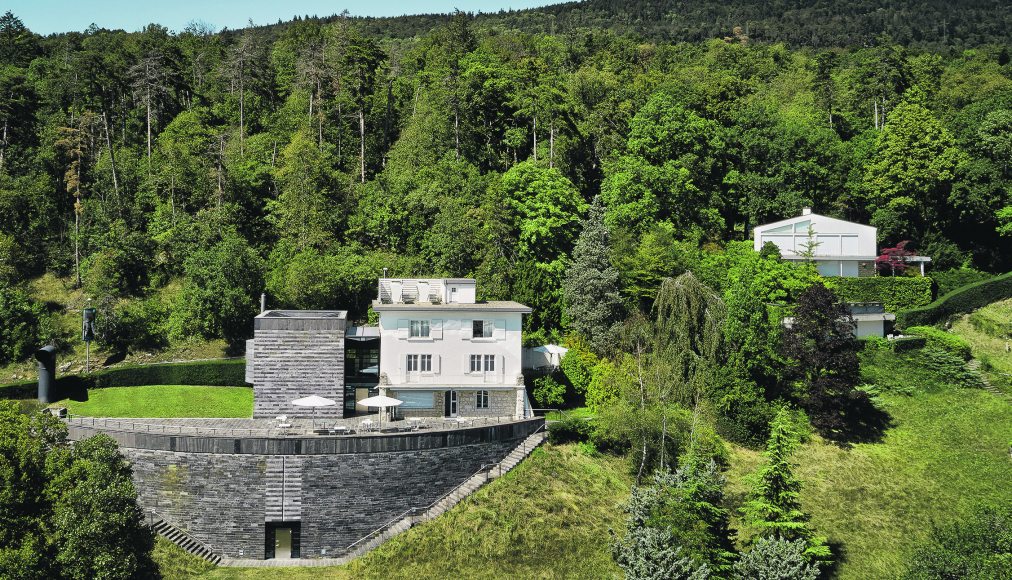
[409,320,430,338]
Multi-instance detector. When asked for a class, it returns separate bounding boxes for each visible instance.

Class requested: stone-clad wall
[253,328,345,418]
[109,419,543,560]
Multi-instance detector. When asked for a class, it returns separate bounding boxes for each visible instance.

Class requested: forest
[0,3,1010,577]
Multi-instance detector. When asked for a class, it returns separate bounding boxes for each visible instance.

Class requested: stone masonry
[252,311,346,418]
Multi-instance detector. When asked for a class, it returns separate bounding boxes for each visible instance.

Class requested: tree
[740,408,831,565]
[733,537,819,580]
[562,197,624,353]
[781,282,868,439]
[268,129,341,250]
[0,285,42,365]
[45,435,156,580]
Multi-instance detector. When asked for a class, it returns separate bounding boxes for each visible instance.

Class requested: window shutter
[499,354,506,378]
[494,319,506,340]
[397,319,409,339]
[433,355,441,374]
[461,320,472,340]
[463,354,471,374]
[431,319,443,339]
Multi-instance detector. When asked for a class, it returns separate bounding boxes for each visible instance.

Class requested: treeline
[0,10,1010,361]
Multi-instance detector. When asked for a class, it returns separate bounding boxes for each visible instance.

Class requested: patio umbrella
[357,395,403,431]
[291,395,337,429]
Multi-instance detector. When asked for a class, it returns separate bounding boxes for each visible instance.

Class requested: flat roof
[372,300,532,313]
[256,310,347,319]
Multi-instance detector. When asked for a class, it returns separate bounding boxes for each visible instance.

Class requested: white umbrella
[357,395,403,431]
[292,395,337,429]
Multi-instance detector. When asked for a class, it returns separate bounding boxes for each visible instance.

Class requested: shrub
[891,336,927,351]
[825,276,933,312]
[734,537,819,580]
[897,271,1012,328]
[560,338,598,395]
[0,285,43,365]
[905,326,973,360]
[548,415,595,444]
[904,505,1012,579]
[533,374,566,407]
[932,268,994,297]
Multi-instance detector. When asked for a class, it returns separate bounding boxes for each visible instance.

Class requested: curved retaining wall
[68,419,543,560]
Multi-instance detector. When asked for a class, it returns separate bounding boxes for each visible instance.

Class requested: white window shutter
[494,319,506,340]
[463,354,471,374]
[499,354,506,377]
[461,320,471,340]
[433,355,441,374]
[431,319,443,339]
[397,319,409,339]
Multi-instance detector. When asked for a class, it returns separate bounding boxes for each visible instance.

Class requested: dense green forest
[0,4,1009,363]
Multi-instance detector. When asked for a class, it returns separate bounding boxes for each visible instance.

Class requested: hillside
[273,0,1010,49]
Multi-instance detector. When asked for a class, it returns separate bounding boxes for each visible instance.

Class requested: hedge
[825,276,933,312]
[0,359,248,401]
[905,326,973,360]
[896,271,1012,328]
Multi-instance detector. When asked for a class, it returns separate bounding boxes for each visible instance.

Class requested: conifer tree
[563,196,624,354]
[740,408,831,565]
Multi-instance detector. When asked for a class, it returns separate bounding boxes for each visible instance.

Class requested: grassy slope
[951,298,1012,394]
[54,385,253,418]
[156,444,631,580]
[728,363,1012,578]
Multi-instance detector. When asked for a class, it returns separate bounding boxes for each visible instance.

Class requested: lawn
[727,363,1012,578]
[951,298,1012,394]
[155,443,631,579]
[54,385,253,418]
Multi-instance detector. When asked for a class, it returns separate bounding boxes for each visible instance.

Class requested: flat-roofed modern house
[373,278,533,420]
[754,208,877,277]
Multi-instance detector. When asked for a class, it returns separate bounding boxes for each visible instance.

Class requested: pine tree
[740,408,831,565]
[562,196,624,353]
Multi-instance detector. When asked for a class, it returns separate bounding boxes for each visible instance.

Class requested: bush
[548,415,595,444]
[906,326,973,360]
[0,285,43,365]
[825,276,933,312]
[891,336,927,351]
[560,338,598,395]
[904,505,1012,579]
[0,359,248,400]
[932,268,994,297]
[533,375,566,407]
[897,271,1012,328]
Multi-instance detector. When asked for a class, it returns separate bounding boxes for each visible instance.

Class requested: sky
[6,1,562,35]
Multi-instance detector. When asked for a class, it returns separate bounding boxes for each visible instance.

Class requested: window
[406,354,419,372]
[409,320,430,338]
[483,354,495,372]
[476,390,489,409]
[420,354,432,372]
[469,354,482,373]
[472,319,493,338]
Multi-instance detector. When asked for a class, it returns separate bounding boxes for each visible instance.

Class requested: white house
[373,278,532,420]
[754,208,877,277]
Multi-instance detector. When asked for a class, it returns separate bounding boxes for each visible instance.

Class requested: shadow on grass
[823,538,848,578]
[815,392,893,447]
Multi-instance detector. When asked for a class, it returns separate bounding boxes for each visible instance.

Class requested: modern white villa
[754,207,878,277]
[373,278,532,420]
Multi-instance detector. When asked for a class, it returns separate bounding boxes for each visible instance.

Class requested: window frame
[472,319,493,339]
[476,390,489,409]
[406,354,419,372]
[420,354,432,373]
[409,319,431,338]
[483,354,495,372]
[469,354,482,373]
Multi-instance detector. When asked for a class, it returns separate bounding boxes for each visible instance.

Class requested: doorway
[444,390,458,417]
[265,522,301,559]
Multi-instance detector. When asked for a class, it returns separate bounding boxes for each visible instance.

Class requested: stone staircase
[343,429,547,560]
[966,359,1011,402]
[151,517,222,565]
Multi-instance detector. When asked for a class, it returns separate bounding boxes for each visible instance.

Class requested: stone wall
[389,389,521,418]
[85,419,543,560]
[252,328,345,418]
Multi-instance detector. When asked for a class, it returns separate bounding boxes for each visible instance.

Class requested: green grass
[154,443,631,579]
[54,385,253,418]
[728,356,1012,579]
[951,298,1012,394]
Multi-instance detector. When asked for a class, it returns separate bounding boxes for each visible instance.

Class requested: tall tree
[563,197,624,353]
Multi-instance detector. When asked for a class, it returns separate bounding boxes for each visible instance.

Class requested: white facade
[753,208,877,277]
[373,278,532,419]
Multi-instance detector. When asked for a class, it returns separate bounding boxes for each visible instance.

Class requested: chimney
[260,293,267,313]
[801,207,812,216]
[382,267,389,278]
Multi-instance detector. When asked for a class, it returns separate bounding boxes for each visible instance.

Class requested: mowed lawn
[159,444,631,580]
[727,386,1012,579]
[56,385,253,418]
